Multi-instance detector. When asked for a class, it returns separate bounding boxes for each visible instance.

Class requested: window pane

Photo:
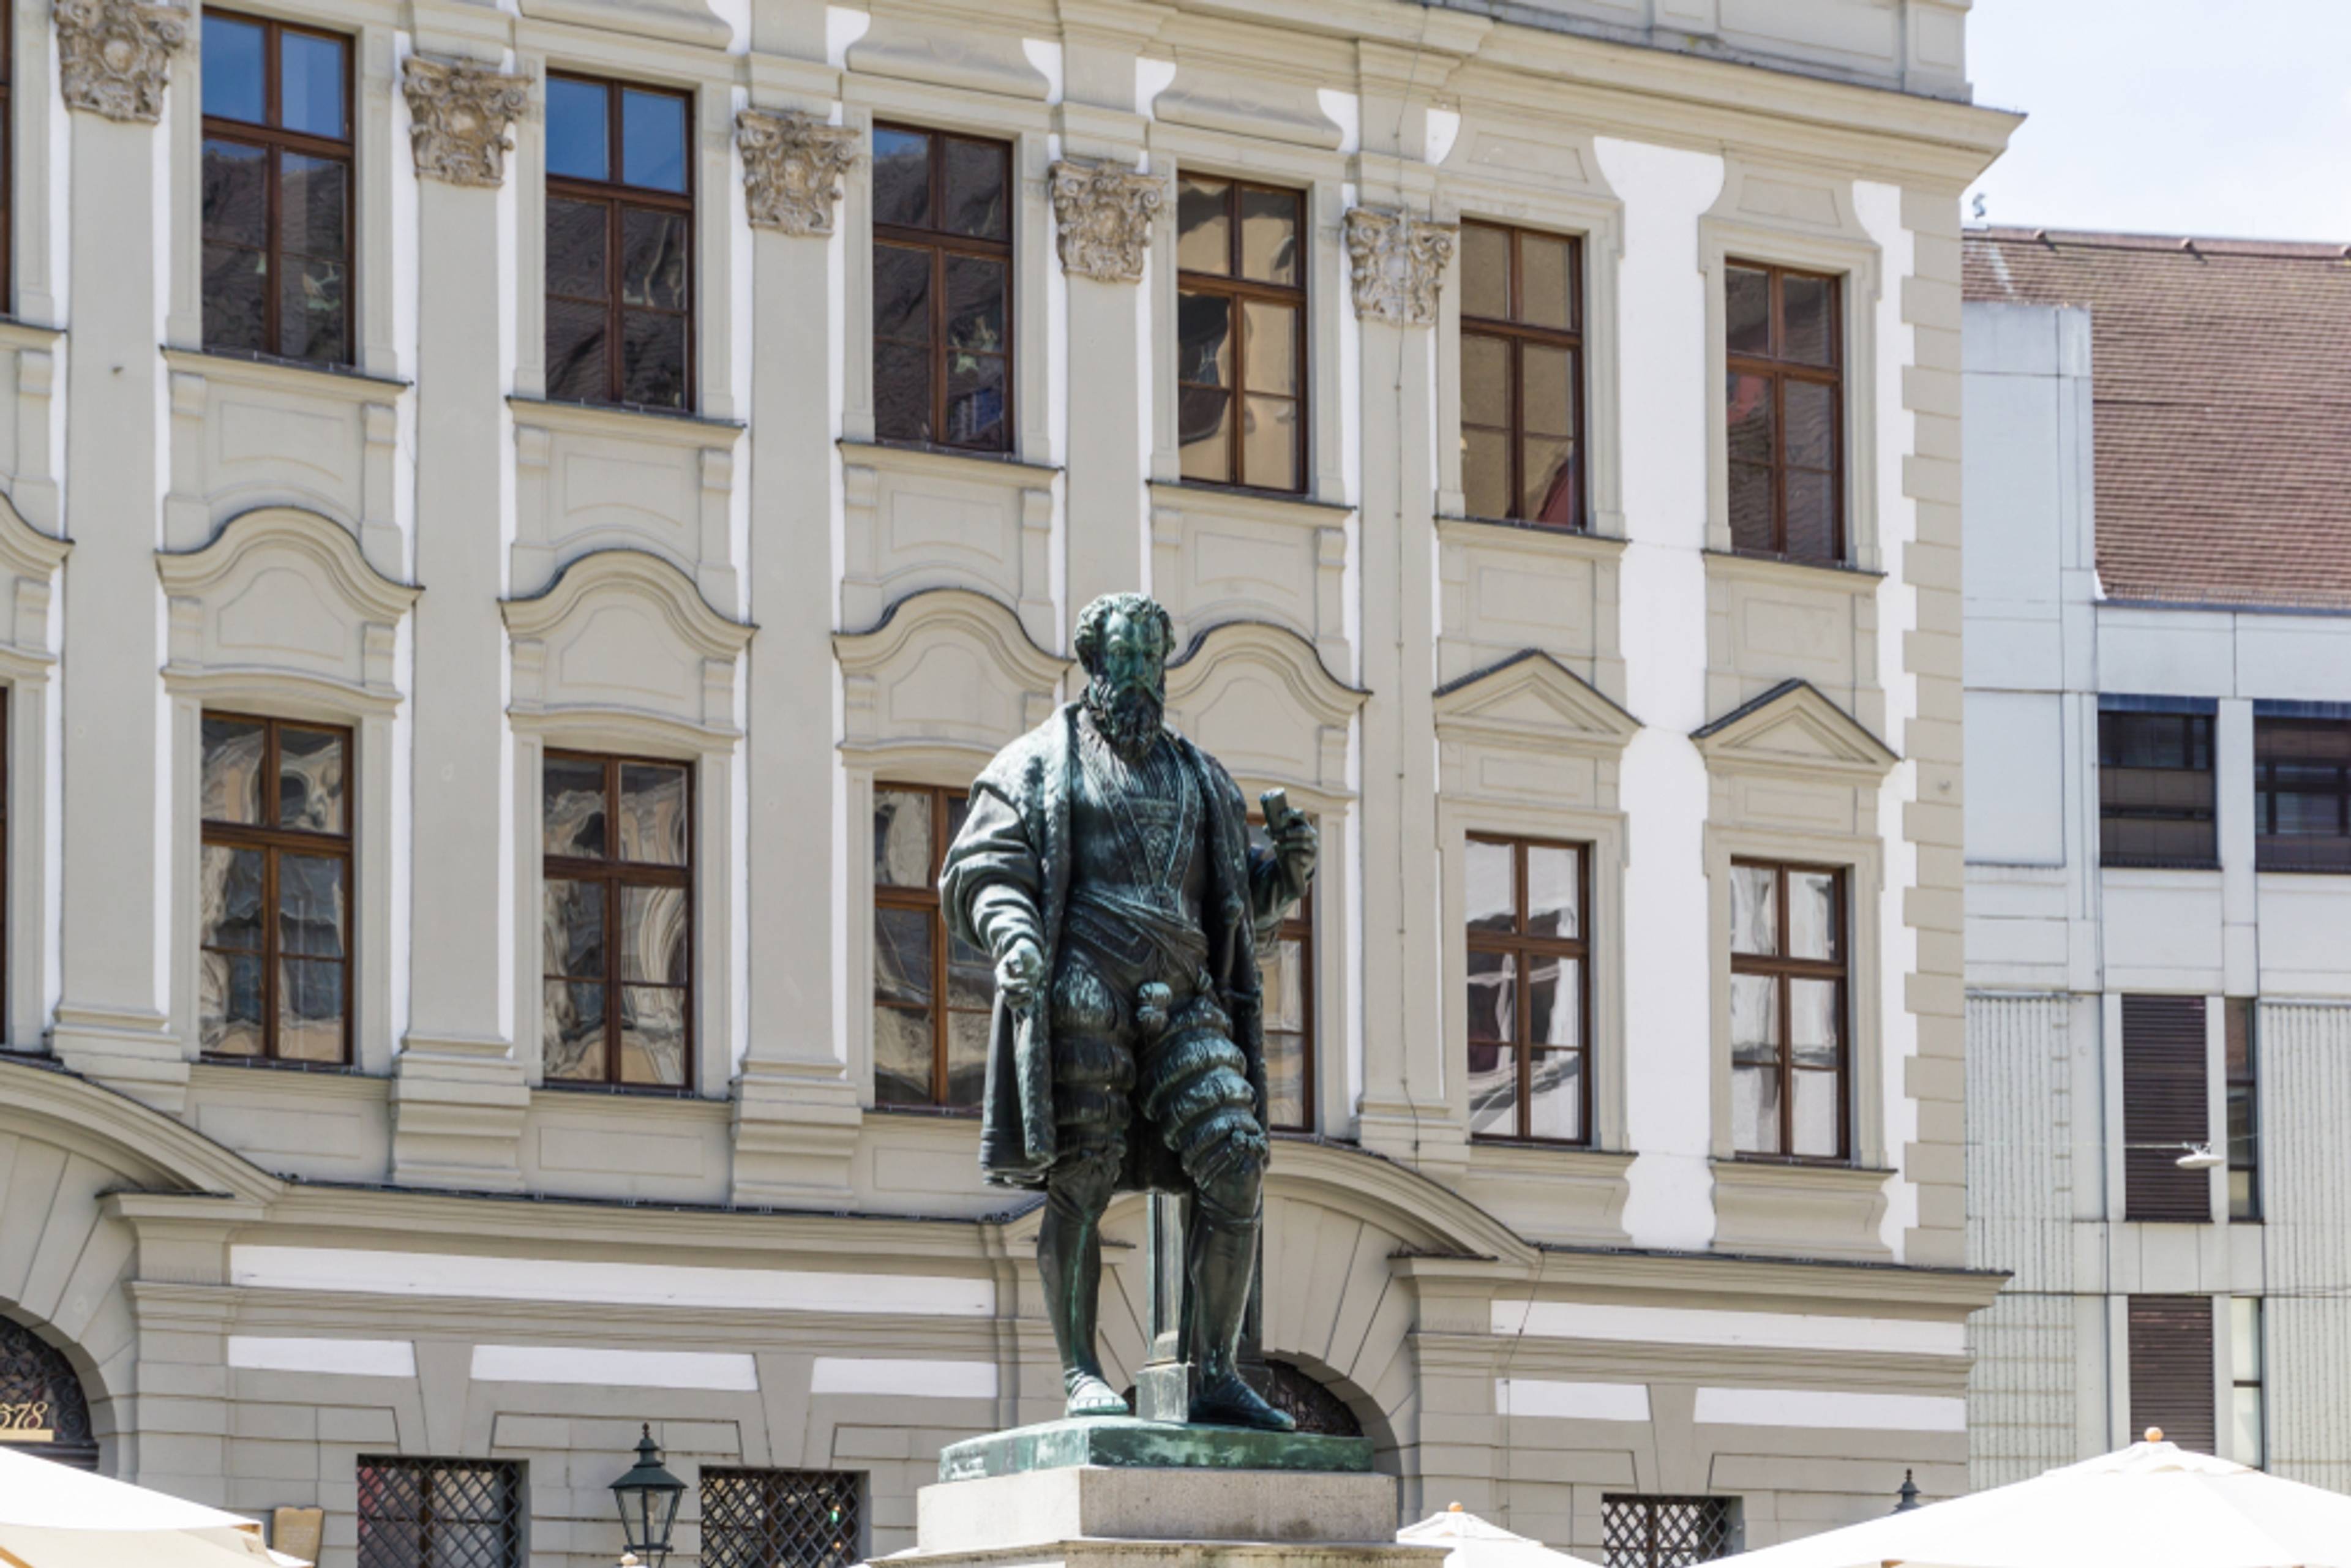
[1528,1049,1581,1141]
[1727,372,1773,465]
[2232,1297,2262,1380]
[620,89,687,193]
[546,198,609,299]
[872,1005,933,1105]
[2233,1386,2264,1469]
[203,139,269,248]
[1177,291,1232,387]
[1466,839,1513,932]
[1521,437,1575,527]
[1463,427,1509,522]
[1176,176,1231,274]
[621,883,689,985]
[620,763,690,865]
[203,241,268,354]
[1264,1029,1308,1130]
[1726,265,1770,356]
[1785,378,1835,470]
[1461,333,1509,429]
[618,986,687,1084]
[281,144,350,260]
[1791,1067,1839,1157]
[1731,972,1777,1051]
[620,310,689,408]
[1240,396,1298,491]
[1789,871,1837,960]
[203,716,267,824]
[871,127,931,228]
[544,756,607,857]
[1782,272,1834,366]
[1261,933,1305,1032]
[280,252,348,364]
[944,1009,988,1108]
[1523,342,1574,438]
[1467,948,1515,1043]
[545,299,609,402]
[620,208,688,309]
[874,242,932,342]
[1466,1039,1517,1138]
[947,929,992,1010]
[943,137,1009,241]
[277,958,344,1062]
[1729,462,1775,554]
[279,853,347,959]
[1519,232,1573,331]
[945,353,1008,450]
[1239,186,1300,285]
[1178,389,1231,482]
[279,31,346,138]
[201,15,266,123]
[873,789,933,886]
[946,255,1008,354]
[1528,954,1579,1048]
[546,78,610,182]
[278,727,345,833]
[874,906,932,1007]
[1526,845,1578,939]
[201,844,264,950]
[1242,300,1298,397]
[542,878,606,981]
[1790,978,1838,1065]
[1730,865,1777,955]
[1460,224,1507,320]
[1785,470,1836,563]
[1732,1062,1780,1155]
[544,980,606,1079]
[201,951,265,1056]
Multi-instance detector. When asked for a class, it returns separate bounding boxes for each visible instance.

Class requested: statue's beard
[1086,676,1164,762]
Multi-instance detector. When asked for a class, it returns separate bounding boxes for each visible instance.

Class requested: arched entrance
[0,1317,98,1469]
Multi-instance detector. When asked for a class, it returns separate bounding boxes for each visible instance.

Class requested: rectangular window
[1601,1495,1738,1566]
[2122,993,2210,1222]
[2099,705,2217,868]
[199,715,352,1065]
[2254,716,2351,871]
[870,124,1012,452]
[2225,997,2258,1221]
[1725,260,1841,563]
[1250,815,1314,1132]
[872,784,984,1111]
[201,12,353,364]
[700,1468,861,1568]
[356,1456,522,1568]
[2231,1297,2265,1468]
[2128,1295,2216,1454]
[541,752,693,1089]
[1176,175,1306,493]
[544,73,694,410]
[1464,836,1588,1144]
[1458,221,1583,528]
[1728,861,1846,1160]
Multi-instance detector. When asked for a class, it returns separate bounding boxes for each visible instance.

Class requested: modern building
[1962,228,2351,1491]
[0,0,2012,1562]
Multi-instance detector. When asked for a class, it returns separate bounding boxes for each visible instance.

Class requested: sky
[1962,0,2351,244]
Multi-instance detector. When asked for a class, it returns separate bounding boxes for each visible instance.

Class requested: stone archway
[1260,1357,1363,1438]
[0,1316,98,1469]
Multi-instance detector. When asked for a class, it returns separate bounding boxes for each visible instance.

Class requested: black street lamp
[611,1424,685,1567]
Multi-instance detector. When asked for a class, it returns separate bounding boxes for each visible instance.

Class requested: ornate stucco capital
[1049,159,1165,284]
[1343,206,1457,328]
[401,56,532,189]
[55,0,187,124]
[738,109,862,238]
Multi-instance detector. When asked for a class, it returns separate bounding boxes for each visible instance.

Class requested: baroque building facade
[0,0,2011,1562]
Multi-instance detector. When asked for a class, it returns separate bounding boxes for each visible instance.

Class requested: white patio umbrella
[1401,1501,1606,1568]
[0,1444,307,1568]
[1716,1432,2351,1568]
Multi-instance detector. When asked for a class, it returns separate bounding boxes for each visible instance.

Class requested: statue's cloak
[940,703,1271,1192]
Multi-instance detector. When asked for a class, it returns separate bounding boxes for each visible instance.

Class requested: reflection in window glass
[870,126,1014,453]
[545,75,694,410]
[1723,260,1841,562]
[1465,837,1588,1144]
[872,782,984,1110]
[1178,178,1305,491]
[1458,221,1584,528]
[1728,861,1846,1160]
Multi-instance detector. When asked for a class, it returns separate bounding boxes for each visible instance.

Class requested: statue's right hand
[997,937,1046,1007]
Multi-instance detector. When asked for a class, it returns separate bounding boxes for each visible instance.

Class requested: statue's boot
[1185,1196,1295,1432]
[1039,1168,1130,1420]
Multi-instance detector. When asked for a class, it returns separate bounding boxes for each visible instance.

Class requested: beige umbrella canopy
[1715,1433,2351,1568]
[0,1445,306,1568]
[1400,1501,1607,1568]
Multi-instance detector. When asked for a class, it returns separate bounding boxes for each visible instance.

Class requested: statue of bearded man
[940,592,1317,1431]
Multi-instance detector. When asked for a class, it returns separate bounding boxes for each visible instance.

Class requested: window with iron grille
[356,1457,522,1568]
[700,1468,861,1568]
[1602,1495,1738,1567]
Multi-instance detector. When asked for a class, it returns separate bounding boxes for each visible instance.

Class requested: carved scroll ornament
[402,56,532,189]
[738,109,861,238]
[1049,159,1165,284]
[55,0,187,124]
[1343,206,1457,328]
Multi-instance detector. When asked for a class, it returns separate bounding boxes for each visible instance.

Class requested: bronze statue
[941,592,1317,1431]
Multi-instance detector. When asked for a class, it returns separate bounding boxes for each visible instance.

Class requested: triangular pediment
[1433,650,1641,750]
[1692,680,1898,778]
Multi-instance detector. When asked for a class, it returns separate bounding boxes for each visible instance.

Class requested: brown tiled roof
[1963,227,2351,610]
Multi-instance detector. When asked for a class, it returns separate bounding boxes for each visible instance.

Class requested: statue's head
[1074,592,1174,760]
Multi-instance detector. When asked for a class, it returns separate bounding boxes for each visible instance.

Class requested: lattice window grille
[356,1456,522,1568]
[700,1467,861,1568]
[1602,1495,1736,1567]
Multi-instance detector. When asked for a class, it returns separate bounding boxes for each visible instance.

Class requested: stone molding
[738,109,861,238]
[1343,207,1455,327]
[401,56,531,189]
[1049,158,1165,283]
[55,0,187,124]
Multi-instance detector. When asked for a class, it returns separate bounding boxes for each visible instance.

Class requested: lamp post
[611,1424,684,1567]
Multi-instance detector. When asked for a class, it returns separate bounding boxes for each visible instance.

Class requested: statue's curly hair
[1073,592,1174,677]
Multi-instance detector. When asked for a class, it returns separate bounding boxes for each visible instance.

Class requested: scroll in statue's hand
[1259,787,1319,876]
[996,935,1046,1007]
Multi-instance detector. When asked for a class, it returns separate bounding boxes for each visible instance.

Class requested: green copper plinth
[937,1416,1374,1483]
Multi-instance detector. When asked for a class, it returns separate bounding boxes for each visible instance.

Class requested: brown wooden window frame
[1725,258,1843,563]
[1175,174,1308,495]
[200,10,356,366]
[541,749,696,1093]
[869,122,1014,456]
[1728,858,1849,1163]
[544,72,696,413]
[1464,834,1592,1146]
[1458,220,1584,530]
[2128,1295,2216,1455]
[199,711,354,1067]
[1249,813,1314,1134]
[2121,992,2211,1223]
[872,782,984,1112]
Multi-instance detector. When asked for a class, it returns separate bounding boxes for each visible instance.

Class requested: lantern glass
[611,1425,686,1564]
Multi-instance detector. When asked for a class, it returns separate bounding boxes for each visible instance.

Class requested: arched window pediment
[503,548,754,747]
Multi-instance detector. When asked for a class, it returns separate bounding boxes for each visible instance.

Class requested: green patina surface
[937,1417,1374,1483]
